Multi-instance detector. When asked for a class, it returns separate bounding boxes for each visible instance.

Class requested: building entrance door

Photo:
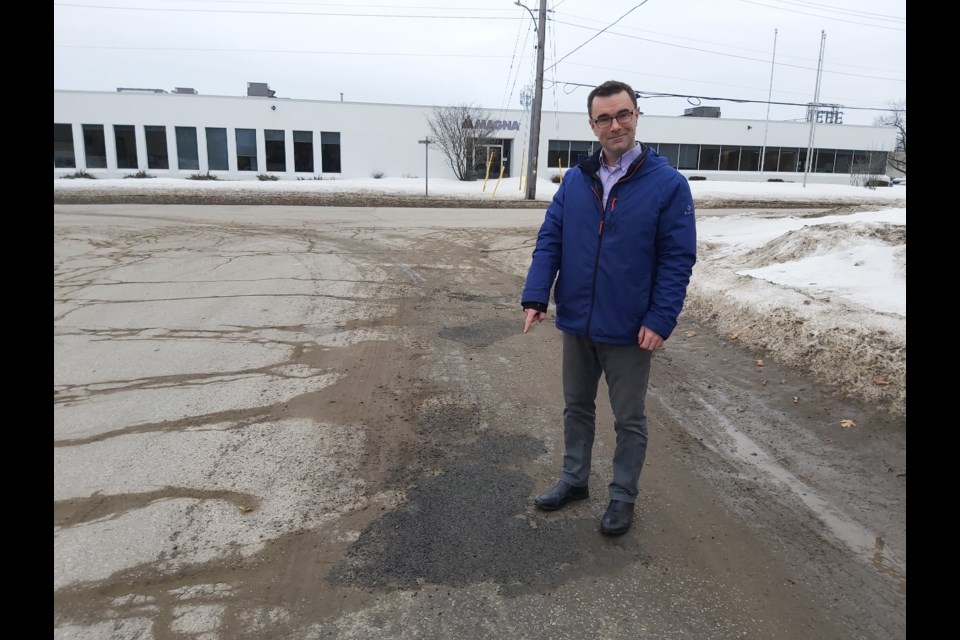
[473,140,511,179]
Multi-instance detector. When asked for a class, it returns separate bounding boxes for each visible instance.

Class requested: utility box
[247,82,276,98]
[683,106,720,118]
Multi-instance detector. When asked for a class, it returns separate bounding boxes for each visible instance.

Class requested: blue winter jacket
[521,145,697,344]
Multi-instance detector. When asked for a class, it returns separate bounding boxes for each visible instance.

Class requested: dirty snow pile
[685,207,905,416]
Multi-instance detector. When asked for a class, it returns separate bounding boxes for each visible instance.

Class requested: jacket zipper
[585,185,605,336]
[582,151,644,337]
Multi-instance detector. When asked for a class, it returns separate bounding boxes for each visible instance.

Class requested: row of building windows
[55,123,889,178]
[54,124,342,174]
[547,140,888,174]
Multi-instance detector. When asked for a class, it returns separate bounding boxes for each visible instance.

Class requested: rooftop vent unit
[173,87,198,94]
[116,87,167,94]
[246,82,276,98]
[683,106,720,118]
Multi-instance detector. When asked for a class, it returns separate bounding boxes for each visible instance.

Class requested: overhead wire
[500,6,535,118]
[56,2,902,81]
[54,44,515,59]
[548,1,562,154]
[54,2,524,20]
[552,81,907,113]
[549,19,904,81]
[758,0,905,22]
[737,0,905,27]
[544,1,652,73]
[146,1,519,9]
[56,1,903,118]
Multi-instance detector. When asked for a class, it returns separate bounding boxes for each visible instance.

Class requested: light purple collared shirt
[598,142,643,209]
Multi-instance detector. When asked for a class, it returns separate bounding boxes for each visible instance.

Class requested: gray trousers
[560,332,653,503]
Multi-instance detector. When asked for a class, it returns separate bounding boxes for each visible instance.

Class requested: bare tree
[874,101,906,175]
[426,104,497,181]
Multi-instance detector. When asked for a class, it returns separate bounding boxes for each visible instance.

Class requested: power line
[53,44,517,59]
[54,2,522,19]
[550,20,904,82]
[55,32,901,84]
[760,0,905,22]
[549,0,563,145]
[139,1,518,9]
[499,6,534,117]
[552,81,907,113]
[544,1,651,73]
[56,2,904,82]
[737,0,905,31]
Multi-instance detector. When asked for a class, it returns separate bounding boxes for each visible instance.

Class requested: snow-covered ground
[55,174,907,204]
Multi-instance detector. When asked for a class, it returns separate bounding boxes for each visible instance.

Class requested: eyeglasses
[592,109,636,129]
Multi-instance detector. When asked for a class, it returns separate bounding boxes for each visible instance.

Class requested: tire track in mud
[643,315,906,639]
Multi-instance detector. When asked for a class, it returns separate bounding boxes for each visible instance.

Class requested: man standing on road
[520,79,697,536]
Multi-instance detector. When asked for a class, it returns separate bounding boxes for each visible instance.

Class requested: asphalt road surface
[54,204,906,640]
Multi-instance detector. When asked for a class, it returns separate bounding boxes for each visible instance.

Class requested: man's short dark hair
[587,80,638,115]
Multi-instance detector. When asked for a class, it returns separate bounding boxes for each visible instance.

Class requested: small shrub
[188,171,219,180]
[402,173,418,179]
[372,171,386,179]
[687,176,707,181]
[123,170,155,179]
[766,178,785,182]
[297,175,328,180]
[551,173,563,184]
[257,174,279,181]
[60,170,96,179]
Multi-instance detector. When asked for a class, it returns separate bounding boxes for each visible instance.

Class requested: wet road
[54,204,905,639]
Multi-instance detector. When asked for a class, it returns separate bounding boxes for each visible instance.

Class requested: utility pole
[519,0,547,201]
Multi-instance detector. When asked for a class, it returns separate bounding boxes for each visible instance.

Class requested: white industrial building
[54,84,898,185]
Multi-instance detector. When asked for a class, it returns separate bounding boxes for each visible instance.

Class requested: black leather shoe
[600,499,634,535]
[534,481,589,511]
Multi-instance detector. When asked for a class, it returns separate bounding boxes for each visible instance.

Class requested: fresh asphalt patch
[329,432,629,595]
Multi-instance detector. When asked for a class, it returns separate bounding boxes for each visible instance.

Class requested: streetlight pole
[517,0,547,201]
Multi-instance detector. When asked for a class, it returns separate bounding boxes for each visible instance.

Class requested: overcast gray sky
[53,0,906,126]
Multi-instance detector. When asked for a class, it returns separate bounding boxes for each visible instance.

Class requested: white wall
[54,90,898,182]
